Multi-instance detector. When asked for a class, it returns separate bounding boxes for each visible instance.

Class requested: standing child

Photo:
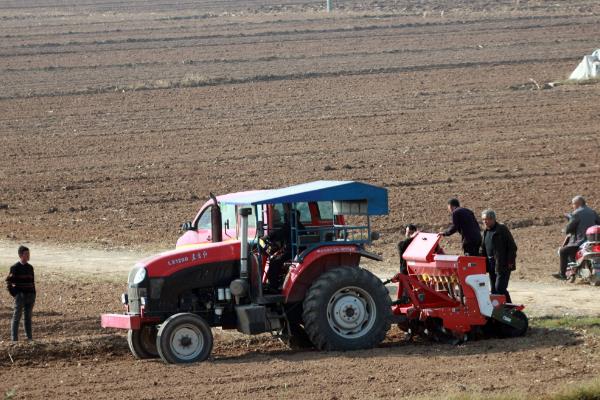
[6,245,36,341]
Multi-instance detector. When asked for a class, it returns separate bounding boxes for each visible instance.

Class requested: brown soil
[1,0,600,397]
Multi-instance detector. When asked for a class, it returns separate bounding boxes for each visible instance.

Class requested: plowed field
[1,0,600,398]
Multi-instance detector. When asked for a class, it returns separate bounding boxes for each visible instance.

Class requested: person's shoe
[552,273,567,280]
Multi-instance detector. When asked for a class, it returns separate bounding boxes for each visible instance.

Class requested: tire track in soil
[0,56,578,100]
[2,37,593,75]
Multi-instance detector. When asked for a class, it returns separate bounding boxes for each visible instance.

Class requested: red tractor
[101,181,392,363]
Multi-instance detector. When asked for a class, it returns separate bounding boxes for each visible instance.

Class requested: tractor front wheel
[302,267,391,351]
[156,313,213,364]
[127,325,158,359]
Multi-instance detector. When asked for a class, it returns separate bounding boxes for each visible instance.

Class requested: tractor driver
[264,207,305,291]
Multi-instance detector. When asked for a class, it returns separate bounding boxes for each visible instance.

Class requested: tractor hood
[136,240,241,278]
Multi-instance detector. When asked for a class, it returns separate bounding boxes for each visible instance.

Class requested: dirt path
[0,240,153,278]
[2,240,598,318]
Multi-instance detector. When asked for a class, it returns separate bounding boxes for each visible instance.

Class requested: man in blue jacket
[440,198,481,256]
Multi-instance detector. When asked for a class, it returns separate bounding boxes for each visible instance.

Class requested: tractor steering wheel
[258,236,280,256]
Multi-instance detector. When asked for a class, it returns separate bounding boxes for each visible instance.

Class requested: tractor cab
[175,193,346,250]
[218,181,388,300]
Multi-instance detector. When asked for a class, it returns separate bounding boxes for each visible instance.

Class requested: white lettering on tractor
[167,256,189,266]
[191,250,208,261]
[168,251,208,267]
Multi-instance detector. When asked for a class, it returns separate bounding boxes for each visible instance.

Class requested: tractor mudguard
[283,245,371,303]
[355,248,383,262]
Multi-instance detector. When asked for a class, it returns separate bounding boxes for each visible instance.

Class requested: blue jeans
[11,292,36,341]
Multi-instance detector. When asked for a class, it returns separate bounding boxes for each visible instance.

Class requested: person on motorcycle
[480,210,517,303]
[264,207,305,290]
[554,195,600,280]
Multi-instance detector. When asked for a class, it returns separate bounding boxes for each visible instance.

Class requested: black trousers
[489,269,511,303]
[11,292,35,341]
[267,251,291,289]
[463,241,481,256]
[559,245,579,276]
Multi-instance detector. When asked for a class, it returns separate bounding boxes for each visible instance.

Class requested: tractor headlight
[132,268,147,285]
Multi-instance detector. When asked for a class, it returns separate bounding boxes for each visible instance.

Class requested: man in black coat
[6,245,36,341]
[440,198,481,255]
[398,224,418,274]
[480,210,517,303]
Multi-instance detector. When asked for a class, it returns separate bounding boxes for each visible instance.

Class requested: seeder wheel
[423,318,466,345]
[499,310,528,338]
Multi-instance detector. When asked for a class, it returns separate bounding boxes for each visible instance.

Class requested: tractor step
[256,294,286,305]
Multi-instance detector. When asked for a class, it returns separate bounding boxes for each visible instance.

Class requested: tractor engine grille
[127,287,146,315]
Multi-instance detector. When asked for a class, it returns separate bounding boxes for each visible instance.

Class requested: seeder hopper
[387,233,528,343]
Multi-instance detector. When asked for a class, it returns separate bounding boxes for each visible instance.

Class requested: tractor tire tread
[302,267,391,351]
[127,325,158,359]
[156,313,213,364]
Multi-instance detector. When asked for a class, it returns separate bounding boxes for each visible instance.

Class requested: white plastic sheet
[569,49,600,80]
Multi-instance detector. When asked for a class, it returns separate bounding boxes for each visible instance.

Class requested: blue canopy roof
[220,180,388,215]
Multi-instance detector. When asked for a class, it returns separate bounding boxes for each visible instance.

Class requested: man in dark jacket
[554,195,600,280]
[440,198,481,255]
[398,224,418,274]
[480,210,517,303]
[6,245,36,341]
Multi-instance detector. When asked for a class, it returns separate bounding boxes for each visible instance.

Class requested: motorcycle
[564,225,600,285]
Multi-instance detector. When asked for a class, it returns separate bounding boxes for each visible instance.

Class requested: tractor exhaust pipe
[238,207,252,280]
[209,192,222,243]
[230,206,252,302]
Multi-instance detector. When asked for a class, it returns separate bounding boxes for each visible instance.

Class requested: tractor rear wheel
[156,313,213,364]
[302,267,391,351]
[127,325,158,359]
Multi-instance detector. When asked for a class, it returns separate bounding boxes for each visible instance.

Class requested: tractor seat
[297,234,320,246]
